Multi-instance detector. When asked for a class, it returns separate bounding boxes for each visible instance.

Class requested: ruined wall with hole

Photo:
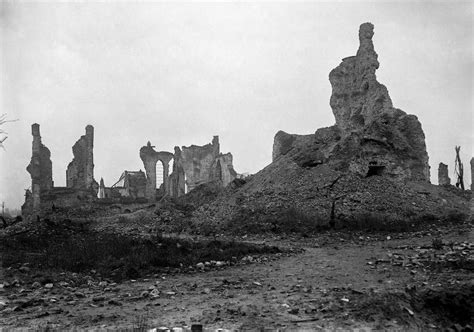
[140,142,174,200]
[272,23,431,182]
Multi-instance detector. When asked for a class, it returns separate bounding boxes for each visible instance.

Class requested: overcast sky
[1,1,472,209]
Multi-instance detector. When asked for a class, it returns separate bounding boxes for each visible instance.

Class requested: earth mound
[190,23,470,232]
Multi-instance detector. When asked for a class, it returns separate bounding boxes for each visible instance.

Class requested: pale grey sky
[1,1,472,209]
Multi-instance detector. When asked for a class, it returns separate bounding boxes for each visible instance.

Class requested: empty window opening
[156,159,174,189]
[156,162,164,188]
[366,165,386,177]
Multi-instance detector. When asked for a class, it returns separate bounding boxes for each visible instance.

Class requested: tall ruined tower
[471,157,474,191]
[274,23,431,182]
[25,124,53,212]
[66,125,97,191]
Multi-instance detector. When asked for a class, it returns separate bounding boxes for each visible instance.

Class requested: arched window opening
[156,162,164,188]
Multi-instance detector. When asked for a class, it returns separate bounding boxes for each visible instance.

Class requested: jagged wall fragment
[471,157,474,191]
[273,23,430,182]
[179,136,236,193]
[66,125,98,192]
[23,123,53,213]
[438,163,451,186]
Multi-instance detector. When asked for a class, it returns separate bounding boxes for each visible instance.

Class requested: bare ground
[1,222,473,331]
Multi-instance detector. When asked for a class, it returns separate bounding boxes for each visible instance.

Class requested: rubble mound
[191,23,469,231]
[274,23,430,181]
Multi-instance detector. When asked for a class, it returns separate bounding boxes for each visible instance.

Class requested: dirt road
[1,226,472,330]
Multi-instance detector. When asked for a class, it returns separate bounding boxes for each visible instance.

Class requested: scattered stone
[19,266,30,273]
[196,263,205,269]
[108,299,122,306]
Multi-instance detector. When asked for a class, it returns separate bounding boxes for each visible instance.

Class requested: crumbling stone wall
[23,124,53,213]
[179,136,236,193]
[471,158,473,191]
[139,142,174,200]
[438,163,451,186]
[167,136,237,198]
[273,23,430,182]
[66,125,98,192]
[119,171,147,198]
[168,146,186,198]
[98,178,105,199]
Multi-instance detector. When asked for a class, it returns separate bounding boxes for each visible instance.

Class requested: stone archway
[139,141,174,200]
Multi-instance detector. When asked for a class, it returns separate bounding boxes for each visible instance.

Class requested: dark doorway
[366,165,385,177]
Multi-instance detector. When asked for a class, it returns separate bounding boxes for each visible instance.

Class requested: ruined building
[22,125,99,215]
[23,124,53,213]
[66,125,98,192]
[140,136,237,199]
[438,163,451,186]
[108,170,147,199]
[471,158,474,191]
[139,142,174,200]
[172,136,237,193]
[22,122,238,214]
[273,23,430,182]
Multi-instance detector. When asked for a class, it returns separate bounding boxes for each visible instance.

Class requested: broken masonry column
[66,125,98,192]
[140,142,159,200]
[471,157,474,191]
[438,163,451,186]
[98,178,105,199]
[26,123,53,213]
[160,154,173,196]
[169,146,186,198]
[212,135,220,156]
[85,125,94,189]
[326,22,430,181]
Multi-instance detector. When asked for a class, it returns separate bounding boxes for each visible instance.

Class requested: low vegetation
[1,224,280,282]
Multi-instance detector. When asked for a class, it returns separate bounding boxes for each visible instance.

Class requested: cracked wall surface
[438,163,451,186]
[23,124,53,214]
[471,158,474,191]
[66,125,98,192]
[176,136,237,195]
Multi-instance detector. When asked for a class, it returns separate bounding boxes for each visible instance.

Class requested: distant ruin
[139,142,174,200]
[101,171,147,199]
[471,158,474,191]
[22,124,98,215]
[23,124,53,213]
[171,136,237,194]
[438,163,451,186]
[140,136,237,199]
[66,125,98,192]
[22,125,237,215]
[273,23,430,182]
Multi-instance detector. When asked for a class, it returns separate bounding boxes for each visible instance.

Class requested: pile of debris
[190,23,470,231]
